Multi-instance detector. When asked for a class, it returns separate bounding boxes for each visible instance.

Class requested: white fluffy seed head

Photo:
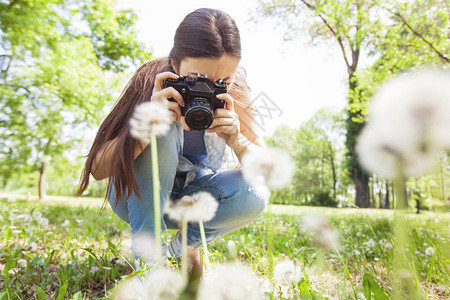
[143,268,186,300]
[129,100,172,143]
[198,263,263,300]
[273,259,302,284]
[164,191,218,222]
[357,69,450,178]
[242,147,294,189]
[131,233,156,262]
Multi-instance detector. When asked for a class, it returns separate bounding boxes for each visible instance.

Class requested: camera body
[164,75,227,130]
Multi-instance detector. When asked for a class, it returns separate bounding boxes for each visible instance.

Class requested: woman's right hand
[151,72,185,122]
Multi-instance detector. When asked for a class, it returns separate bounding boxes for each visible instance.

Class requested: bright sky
[115,0,348,137]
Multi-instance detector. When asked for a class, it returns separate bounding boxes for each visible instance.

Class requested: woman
[76,8,269,268]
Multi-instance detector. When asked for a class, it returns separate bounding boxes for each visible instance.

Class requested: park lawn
[0,195,448,299]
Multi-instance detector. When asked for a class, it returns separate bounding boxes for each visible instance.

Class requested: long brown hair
[75,8,251,210]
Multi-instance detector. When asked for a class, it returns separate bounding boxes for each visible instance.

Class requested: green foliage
[2,197,449,298]
[0,0,151,193]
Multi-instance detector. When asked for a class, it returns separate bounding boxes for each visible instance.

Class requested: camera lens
[184,97,214,130]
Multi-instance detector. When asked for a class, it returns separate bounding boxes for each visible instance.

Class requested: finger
[153,87,185,107]
[216,93,234,110]
[214,108,237,118]
[153,72,179,92]
[206,125,236,135]
[168,102,182,122]
[169,110,179,122]
[210,117,238,128]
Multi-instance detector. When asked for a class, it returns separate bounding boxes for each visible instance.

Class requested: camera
[164,74,227,130]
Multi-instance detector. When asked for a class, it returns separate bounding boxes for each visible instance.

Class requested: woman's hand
[206,94,244,154]
[151,72,185,122]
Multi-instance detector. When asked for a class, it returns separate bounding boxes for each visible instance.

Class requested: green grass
[0,195,449,299]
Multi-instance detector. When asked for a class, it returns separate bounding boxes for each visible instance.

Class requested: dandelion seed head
[425,247,435,256]
[164,192,218,222]
[357,69,450,178]
[131,233,156,263]
[242,147,294,189]
[273,259,302,284]
[198,264,263,300]
[114,277,146,300]
[227,240,237,257]
[32,211,42,220]
[143,268,186,300]
[130,101,172,143]
[301,214,329,232]
[317,228,340,249]
[384,243,393,250]
[62,220,70,227]
[364,239,376,248]
[40,218,49,227]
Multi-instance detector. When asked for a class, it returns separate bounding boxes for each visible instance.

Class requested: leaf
[82,247,99,261]
[70,291,83,300]
[55,280,69,300]
[362,272,390,300]
[36,286,47,300]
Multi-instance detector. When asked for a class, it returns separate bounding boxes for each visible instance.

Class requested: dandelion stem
[199,220,210,269]
[181,215,188,280]
[392,157,421,299]
[151,135,162,268]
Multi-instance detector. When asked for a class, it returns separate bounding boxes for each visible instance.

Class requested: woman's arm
[91,138,149,180]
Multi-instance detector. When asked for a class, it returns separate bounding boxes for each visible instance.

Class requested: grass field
[0,194,449,299]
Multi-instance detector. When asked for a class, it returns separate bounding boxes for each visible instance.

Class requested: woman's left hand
[206,93,241,150]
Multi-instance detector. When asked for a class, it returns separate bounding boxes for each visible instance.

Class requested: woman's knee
[224,169,270,220]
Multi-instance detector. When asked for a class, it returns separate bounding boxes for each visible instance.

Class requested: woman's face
[173,54,240,90]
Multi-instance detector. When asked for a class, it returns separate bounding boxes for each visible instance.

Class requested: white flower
[7,197,16,202]
[242,147,294,189]
[61,220,70,227]
[273,259,302,284]
[17,259,27,268]
[364,239,376,248]
[12,230,22,234]
[130,100,172,143]
[198,264,263,300]
[425,247,435,256]
[164,192,218,222]
[143,268,186,300]
[357,69,450,178]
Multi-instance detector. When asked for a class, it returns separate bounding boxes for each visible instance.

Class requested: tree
[255,0,449,207]
[0,0,151,199]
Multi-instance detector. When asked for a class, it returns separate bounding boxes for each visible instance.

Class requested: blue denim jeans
[108,122,270,257]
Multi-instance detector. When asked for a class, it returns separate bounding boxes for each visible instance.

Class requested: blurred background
[0,0,448,210]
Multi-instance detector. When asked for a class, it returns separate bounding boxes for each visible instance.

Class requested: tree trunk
[384,180,390,209]
[354,170,370,208]
[328,141,337,202]
[39,160,46,200]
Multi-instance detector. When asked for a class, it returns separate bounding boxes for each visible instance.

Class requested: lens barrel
[184,97,214,130]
